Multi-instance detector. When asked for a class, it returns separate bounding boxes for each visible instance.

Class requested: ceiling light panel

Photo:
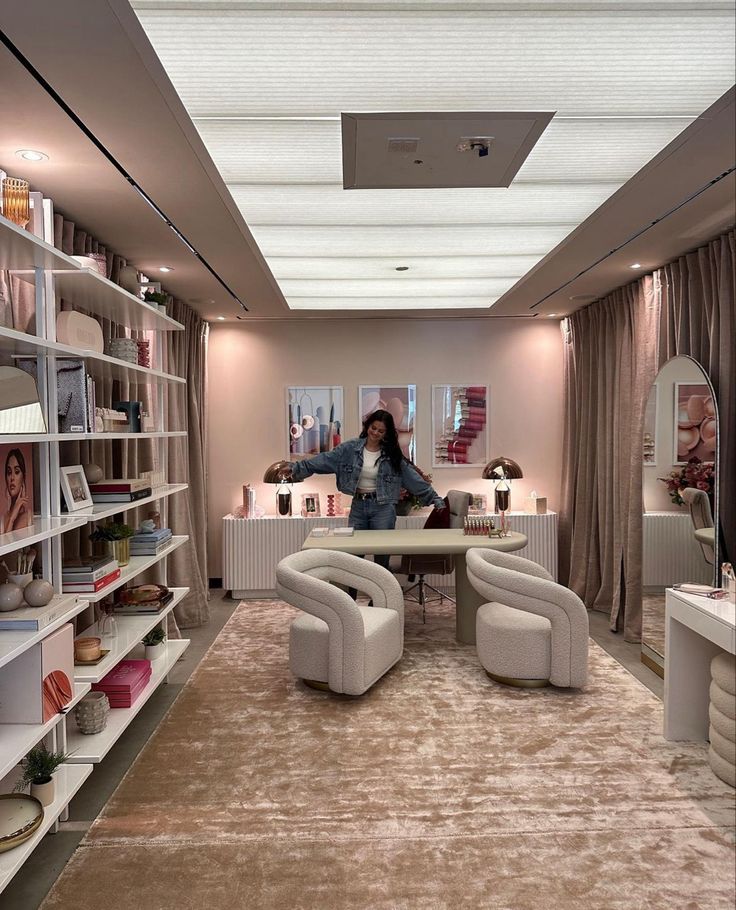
[135,12,734,118]
[279,278,519,298]
[250,225,571,257]
[229,184,618,226]
[268,256,543,280]
[286,297,496,311]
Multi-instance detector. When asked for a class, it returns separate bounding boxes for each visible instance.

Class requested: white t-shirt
[357,447,381,491]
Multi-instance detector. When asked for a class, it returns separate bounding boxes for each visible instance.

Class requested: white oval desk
[302,528,528,645]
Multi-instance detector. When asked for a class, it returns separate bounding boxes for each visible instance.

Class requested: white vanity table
[664,587,736,741]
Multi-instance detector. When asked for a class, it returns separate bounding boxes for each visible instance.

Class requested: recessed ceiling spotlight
[629,263,642,269]
[216,316,225,321]
[568,294,596,302]
[548,313,557,318]
[15,149,48,162]
[159,266,174,273]
[395,266,409,272]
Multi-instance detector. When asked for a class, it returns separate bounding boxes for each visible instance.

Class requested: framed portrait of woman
[0,442,34,537]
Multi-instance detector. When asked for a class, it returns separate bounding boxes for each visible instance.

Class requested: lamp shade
[263,460,298,483]
[482,457,523,481]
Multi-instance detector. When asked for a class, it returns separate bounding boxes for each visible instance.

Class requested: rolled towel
[709,725,736,765]
[711,652,736,696]
[710,680,736,720]
[708,745,736,788]
[709,702,736,743]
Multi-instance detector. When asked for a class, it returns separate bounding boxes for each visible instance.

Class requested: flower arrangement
[658,457,715,506]
[398,464,433,512]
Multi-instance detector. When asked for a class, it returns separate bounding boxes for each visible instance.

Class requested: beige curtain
[657,229,736,567]
[559,277,659,641]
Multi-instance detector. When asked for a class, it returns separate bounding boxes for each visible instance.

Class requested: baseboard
[640,645,664,679]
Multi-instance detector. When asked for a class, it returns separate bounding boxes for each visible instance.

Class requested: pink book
[94,659,151,693]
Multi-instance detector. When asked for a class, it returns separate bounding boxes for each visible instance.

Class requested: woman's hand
[7,482,29,528]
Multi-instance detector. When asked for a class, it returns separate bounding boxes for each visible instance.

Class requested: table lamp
[263,461,300,516]
[482,457,523,533]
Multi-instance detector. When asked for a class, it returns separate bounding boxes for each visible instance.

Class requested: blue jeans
[348,498,396,573]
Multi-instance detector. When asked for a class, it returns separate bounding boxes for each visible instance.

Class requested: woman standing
[2,448,31,534]
[287,409,445,568]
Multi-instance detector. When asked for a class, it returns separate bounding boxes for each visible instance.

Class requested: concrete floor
[3,595,662,909]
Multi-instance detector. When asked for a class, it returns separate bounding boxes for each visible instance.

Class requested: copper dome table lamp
[263,461,300,516]
[482,457,523,535]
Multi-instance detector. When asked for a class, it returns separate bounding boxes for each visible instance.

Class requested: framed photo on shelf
[60,464,93,512]
[0,442,34,536]
[287,387,343,461]
[642,383,657,466]
[468,493,487,515]
[674,382,715,465]
[359,384,416,461]
[301,492,321,517]
[431,384,488,468]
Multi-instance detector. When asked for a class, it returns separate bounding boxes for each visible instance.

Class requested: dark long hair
[5,448,26,498]
[360,409,404,474]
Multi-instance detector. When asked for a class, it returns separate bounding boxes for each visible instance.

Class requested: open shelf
[74,586,189,683]
[36,268,183,332]
[0,214,80,272]
[0,682,90,781]
[73,536,188,603]
[1,326,185,385]
[0,596,88,671]
[0,516,88,558]
[80,484,189,523]
[67,638,190,763]
[0,762,94,895]
[5,431,187,443]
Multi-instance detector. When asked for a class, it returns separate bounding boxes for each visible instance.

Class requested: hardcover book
[0,597,77,631]
[62,566,121,593]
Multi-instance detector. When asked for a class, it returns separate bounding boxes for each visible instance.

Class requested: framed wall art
[359,385,416,460]
[431,384,488,468]
[0,442,34,536]
[287,387,343,461]
[468,493,487,515]
[300,492,321,517]
[674,382,716,464]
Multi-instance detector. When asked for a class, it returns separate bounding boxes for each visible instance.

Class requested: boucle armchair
[466,548,589,688]
[275,549,405,695]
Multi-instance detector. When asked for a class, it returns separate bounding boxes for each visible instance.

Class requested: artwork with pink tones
[1,442,34,537]
[287,387,343,461]
[674,382,717,464]
[431,384,488,468]
[359,385,416,460]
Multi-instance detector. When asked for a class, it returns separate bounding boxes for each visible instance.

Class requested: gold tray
[0,794,44,854]
[74,649,110,666]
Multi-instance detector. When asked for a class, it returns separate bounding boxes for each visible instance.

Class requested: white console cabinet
[223,510,558,598]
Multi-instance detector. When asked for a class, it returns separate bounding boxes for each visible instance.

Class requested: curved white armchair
[276,549,405,695]
[466,548,589,688]
[680,487,715,566]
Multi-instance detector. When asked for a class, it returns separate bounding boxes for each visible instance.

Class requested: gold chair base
[302,678,331,692]
[486,670,550,689]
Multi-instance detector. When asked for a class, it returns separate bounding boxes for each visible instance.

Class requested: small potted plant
[89,522,135,566]
[142,627,166,661]
[143,289,169,311]
[14,744,73,807]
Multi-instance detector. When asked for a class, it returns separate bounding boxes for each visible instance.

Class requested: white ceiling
[131,0,736,315]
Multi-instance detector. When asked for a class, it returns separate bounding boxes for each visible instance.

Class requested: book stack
[137,339,150,367]
[88,478,152,503]
[92,659,152,708]
[107,338,139,365]
[112,585,174,615]
[129,527,172,556]
[62,557,121,594]
[0,597,75,631]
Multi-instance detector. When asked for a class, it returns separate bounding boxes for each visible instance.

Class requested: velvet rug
[42,600,735,909]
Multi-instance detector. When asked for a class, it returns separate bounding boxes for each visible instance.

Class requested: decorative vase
[110,538,130,566]
[7,573,33,592]
[22,578,54,607]
[0,582,24,612]
[144,642,166,661]
[75,691,110,735]
[30,778,55,807]
[2,177,30,228]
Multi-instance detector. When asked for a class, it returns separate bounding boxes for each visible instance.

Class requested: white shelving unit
[0,210,191,894]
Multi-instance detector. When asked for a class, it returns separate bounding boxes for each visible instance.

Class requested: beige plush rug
[43,600,735,909]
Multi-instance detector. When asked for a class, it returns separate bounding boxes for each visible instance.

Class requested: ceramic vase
[75,691,110,735]
[0,582,24,612]
[110,538,130,566]
[30,778,55,807]
[144,642,166,661]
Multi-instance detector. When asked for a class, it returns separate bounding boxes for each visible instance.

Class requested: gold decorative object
[2,177,30,228]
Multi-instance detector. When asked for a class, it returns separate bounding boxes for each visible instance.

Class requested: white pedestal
[664,587,736,741]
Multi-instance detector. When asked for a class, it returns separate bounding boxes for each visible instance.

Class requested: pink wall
[207,317,564,574]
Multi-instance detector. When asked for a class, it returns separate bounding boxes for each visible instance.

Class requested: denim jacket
[290,438,444,508]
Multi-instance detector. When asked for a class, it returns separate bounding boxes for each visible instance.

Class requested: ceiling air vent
[342,111,554,190]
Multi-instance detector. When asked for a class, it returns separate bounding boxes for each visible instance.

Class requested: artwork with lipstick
[287,387,344,461]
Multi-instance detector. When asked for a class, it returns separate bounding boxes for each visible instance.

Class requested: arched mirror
[641,355,719,674]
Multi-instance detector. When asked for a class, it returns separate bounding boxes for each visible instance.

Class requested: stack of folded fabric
[709,652,736,788]
[92,659,152,708]
[137,339,150,368]
[129,526,173,556]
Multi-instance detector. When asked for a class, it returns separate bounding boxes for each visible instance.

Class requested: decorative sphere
[0,582,25,612]
[83,463,104,484]
[23,579,55,607]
